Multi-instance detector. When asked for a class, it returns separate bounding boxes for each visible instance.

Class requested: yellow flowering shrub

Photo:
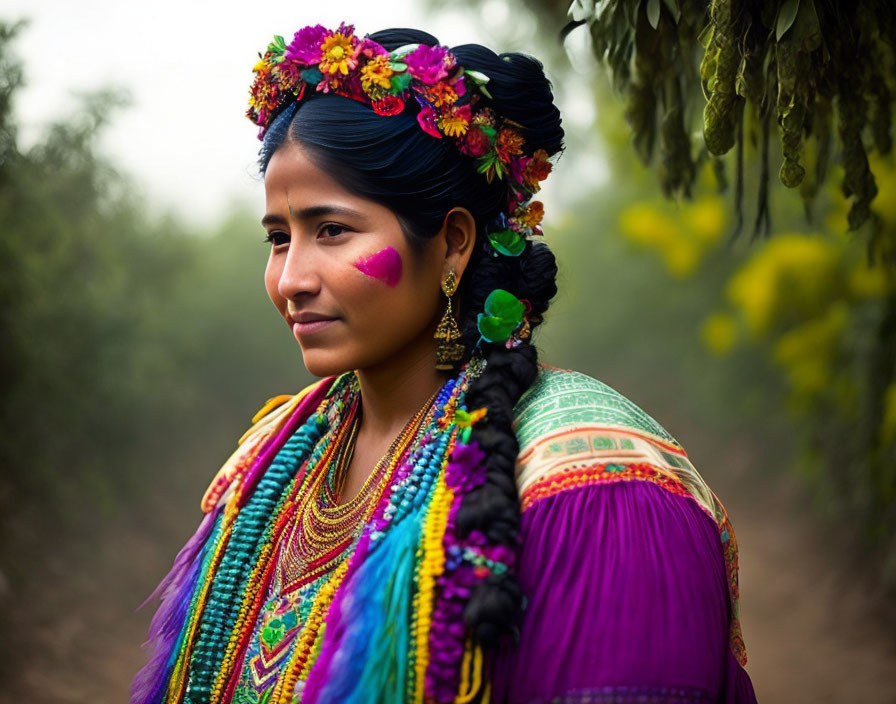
[725,235,842,337]
[618,195,726,278]
[771,302,848,403]
[701,313,738,356]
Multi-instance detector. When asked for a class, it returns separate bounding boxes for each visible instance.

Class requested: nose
[277,240,321,301]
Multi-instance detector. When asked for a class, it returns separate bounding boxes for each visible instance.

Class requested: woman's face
[263,141,446,377]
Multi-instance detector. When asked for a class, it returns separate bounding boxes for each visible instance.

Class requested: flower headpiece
[247,22,555,271]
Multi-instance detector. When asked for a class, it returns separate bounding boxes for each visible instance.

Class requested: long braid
[455,238,559,646]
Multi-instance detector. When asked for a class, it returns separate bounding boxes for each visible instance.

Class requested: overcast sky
[8,0,604,227]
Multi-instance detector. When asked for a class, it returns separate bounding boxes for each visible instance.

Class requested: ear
[439,207,477,281]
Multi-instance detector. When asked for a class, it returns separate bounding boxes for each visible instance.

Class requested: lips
[290,310,337,324]
[287,309,339,338]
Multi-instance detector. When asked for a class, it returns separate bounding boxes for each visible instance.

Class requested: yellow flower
[684,197,726,245]
[438,106,471,137]
[618,204,699,278]
[701,313,738,356]
[319,32,357,75]
[726,234,840,337]
[847,258,894,299]
[772,302,847,401]
[360,55,393,93]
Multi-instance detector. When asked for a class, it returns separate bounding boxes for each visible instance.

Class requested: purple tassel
[131,508,219,704]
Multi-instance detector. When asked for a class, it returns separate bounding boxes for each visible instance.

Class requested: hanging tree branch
[564,0,895,251]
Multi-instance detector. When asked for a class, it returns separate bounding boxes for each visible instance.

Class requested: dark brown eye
[264,231,290,246]
[318,224,348,239]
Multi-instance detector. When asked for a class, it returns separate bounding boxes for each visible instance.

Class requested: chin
[300,348,357,379]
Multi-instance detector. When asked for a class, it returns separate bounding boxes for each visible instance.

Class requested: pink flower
[357,37,388,59]
[509,155,531,184]
[285,24,330,64]
[405,44,450,83]
[416,103,443,139]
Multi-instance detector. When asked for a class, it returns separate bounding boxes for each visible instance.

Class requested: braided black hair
[259,27,564,648]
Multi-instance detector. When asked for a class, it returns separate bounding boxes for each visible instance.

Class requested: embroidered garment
[133,364,756,704]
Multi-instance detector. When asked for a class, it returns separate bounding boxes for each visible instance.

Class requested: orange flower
[495,128,524,163]
[421,81,458,107]
[360,55,393,93]
[517,201,544,230]
[319,31,357,75]
[524,148,553,188]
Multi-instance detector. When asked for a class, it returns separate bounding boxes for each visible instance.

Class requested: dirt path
[711,455,896,703]
[2,442,895,703]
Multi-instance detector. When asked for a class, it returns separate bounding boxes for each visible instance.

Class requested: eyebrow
[261,204,365,227]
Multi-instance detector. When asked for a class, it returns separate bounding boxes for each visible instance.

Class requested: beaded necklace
[160,360,489,704]
[275,385,440,592]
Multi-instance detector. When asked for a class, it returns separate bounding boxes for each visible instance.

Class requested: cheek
[352,246,403,288]
[264,254,286,312]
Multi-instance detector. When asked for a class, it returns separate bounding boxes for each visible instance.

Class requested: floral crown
[247,22,555,265]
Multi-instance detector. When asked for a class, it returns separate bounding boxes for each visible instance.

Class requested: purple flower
[358,37,388,59]
[445,441,487,492]
[405,44,450,83]
[285,24,330,64]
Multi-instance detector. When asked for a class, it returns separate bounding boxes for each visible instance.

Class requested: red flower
[372,95,405,116]
[459,127,491,157]
[416,104,442,139]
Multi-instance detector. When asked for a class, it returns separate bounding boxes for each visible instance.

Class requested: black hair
[259,28,563,650]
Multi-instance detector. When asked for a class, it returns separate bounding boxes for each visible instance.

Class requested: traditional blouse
[133,364,757,704]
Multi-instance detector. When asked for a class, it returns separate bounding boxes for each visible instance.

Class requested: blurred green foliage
[0,22,310,582]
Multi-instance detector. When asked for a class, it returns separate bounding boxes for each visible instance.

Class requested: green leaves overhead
[566,0,896,247]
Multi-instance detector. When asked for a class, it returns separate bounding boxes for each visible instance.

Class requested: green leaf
[776,0,800,41]
[390,61,407,72]
[301,68,323,84]
[389,72,412,94]
[484,288,524,320]
[647,0,660,29]
[477,289,525,343]
[268,35,287,54]
[391,44,419,59]
[476,154,498,174]
[464,69,491,86]
[489,229,525,256]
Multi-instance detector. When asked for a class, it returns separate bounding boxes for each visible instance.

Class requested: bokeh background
[2,1,895,702]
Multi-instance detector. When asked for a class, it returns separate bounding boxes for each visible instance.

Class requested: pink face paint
[353,246,403,287]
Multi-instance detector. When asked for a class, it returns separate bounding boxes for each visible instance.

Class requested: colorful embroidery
[519,461,694,513]
[513,366,747,669]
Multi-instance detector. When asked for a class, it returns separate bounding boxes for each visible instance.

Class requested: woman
[133,23,757,704]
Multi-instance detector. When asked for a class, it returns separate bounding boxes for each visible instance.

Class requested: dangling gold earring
[434,270,465,371]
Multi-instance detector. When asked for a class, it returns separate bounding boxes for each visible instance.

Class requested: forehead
[262,142,406,234]
[264,143,353,205]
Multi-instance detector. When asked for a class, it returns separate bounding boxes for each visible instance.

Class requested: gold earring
[434,270,465,370]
